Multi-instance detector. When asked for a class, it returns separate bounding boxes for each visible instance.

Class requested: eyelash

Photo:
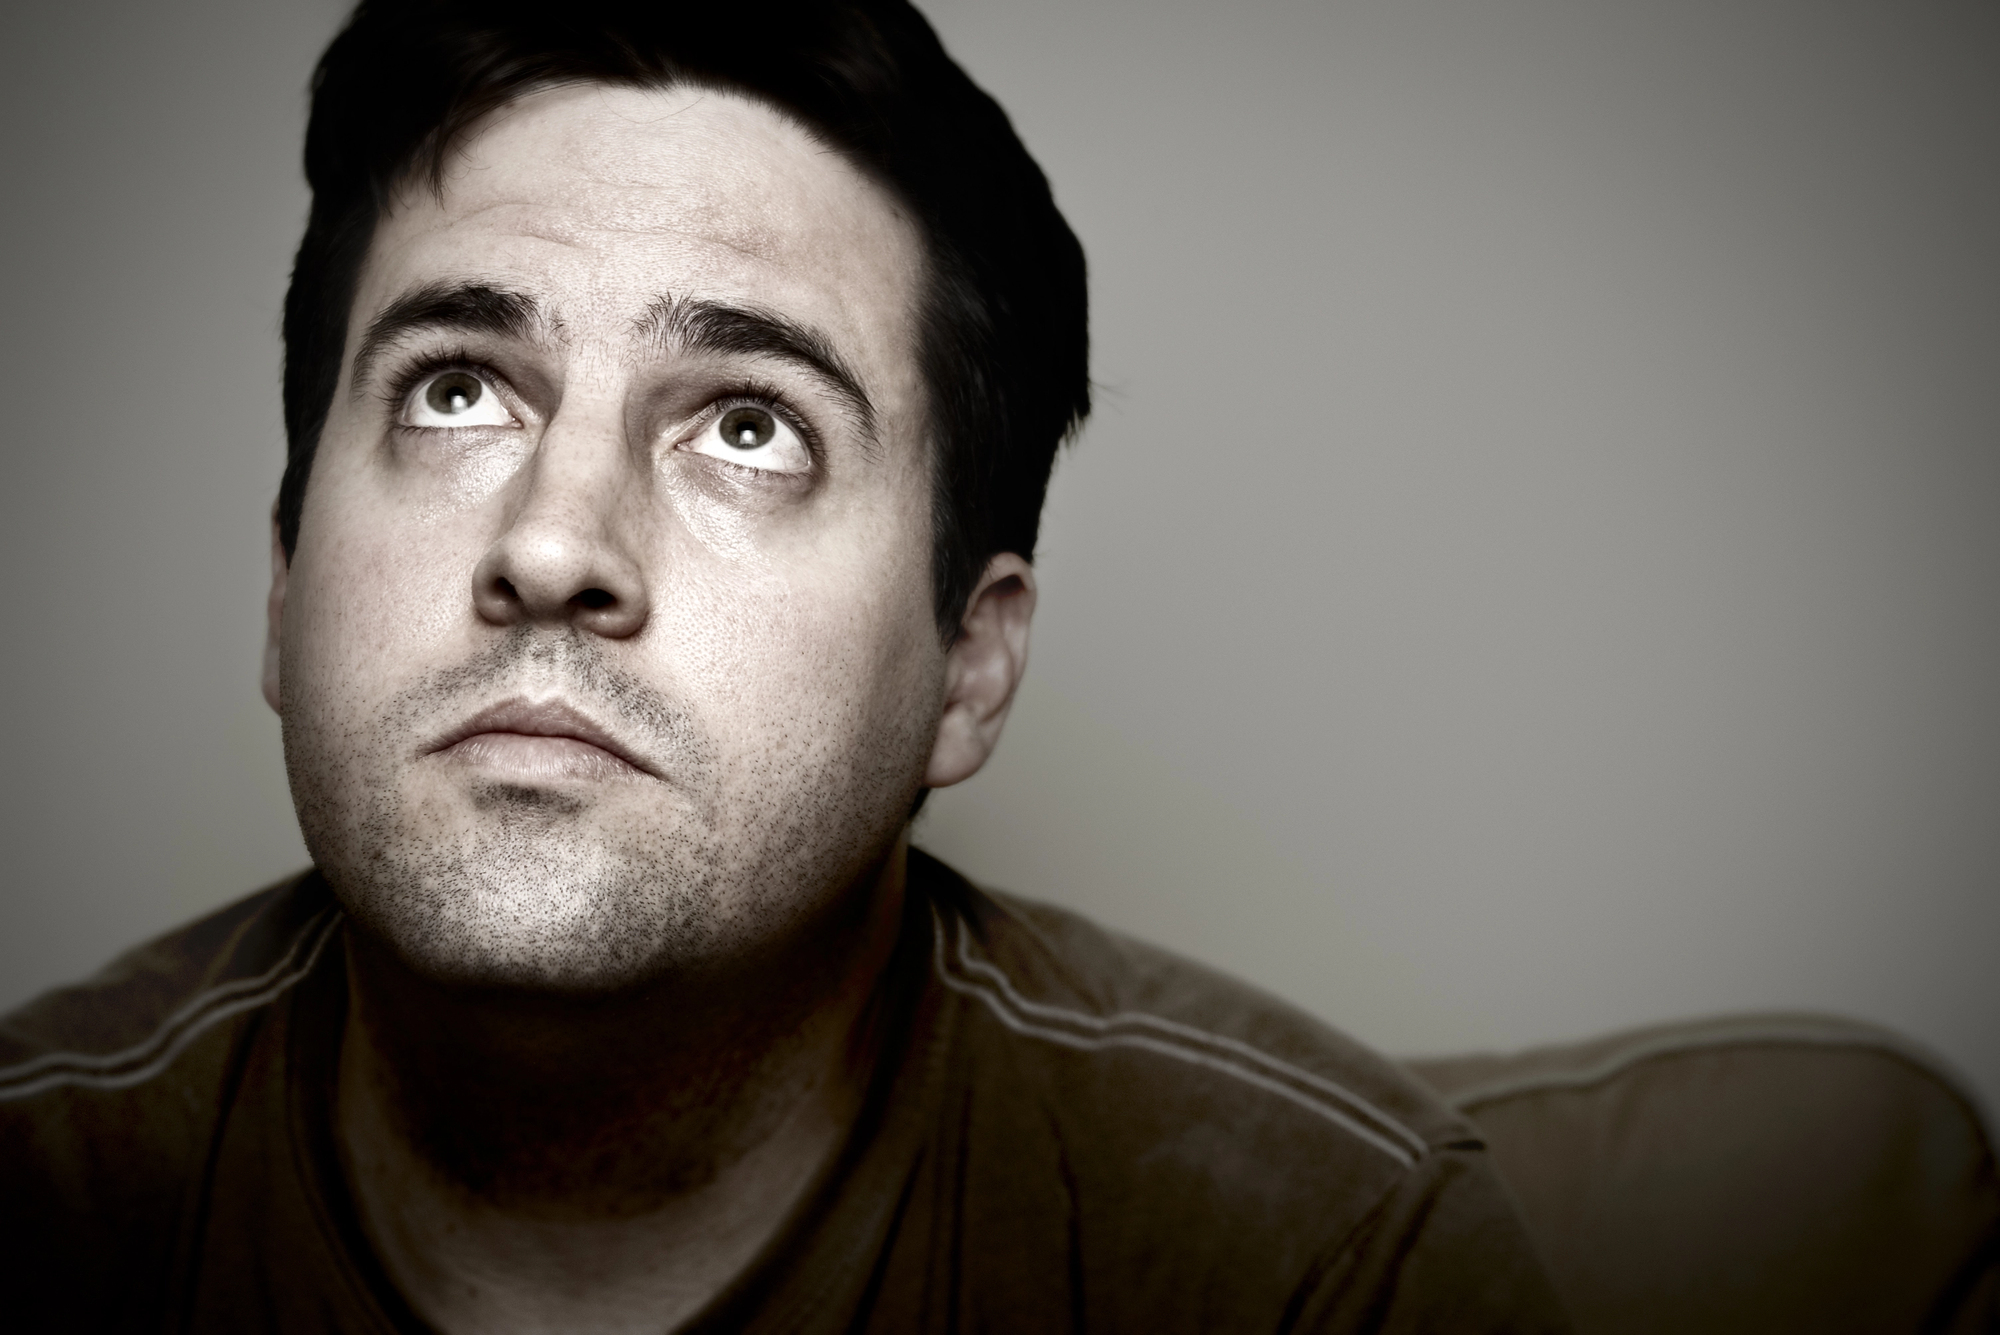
[698,379,825,468]
[380,348,494,422]
[379,354,823,465]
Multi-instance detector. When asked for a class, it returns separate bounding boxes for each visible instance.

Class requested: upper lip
[427,697,656,777]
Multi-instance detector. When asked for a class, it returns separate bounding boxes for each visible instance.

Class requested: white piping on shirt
[930,907,1425,1170]
[0,907,344,1103]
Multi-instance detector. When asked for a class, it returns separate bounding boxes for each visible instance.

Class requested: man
[0,2,1571,1330]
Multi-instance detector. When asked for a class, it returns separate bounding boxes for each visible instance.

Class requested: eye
[687,404,811,474]
[402,370,515,428]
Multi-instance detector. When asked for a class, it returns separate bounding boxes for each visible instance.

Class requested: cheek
[410,430,537,523]
[282,490,474,708]
[283,406,550,710]
[653,488,941,766]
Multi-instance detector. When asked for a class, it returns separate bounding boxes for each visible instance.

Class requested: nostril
[572,588,615,611]
[495,577,520,601]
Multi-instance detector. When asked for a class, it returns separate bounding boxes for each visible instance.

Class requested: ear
[925,553,1037,789]
[262,511,287,714]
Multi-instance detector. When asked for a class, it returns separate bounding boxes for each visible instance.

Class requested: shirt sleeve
[1285,1144,1575,1334]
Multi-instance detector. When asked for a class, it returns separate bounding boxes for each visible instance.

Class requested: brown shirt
[0,851,1570,1332]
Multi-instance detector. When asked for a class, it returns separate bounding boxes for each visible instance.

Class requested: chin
[301,773,742,992]
[336,837,731,994]
[314,784,901,994]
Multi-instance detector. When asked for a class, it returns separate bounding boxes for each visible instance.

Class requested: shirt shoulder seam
[0,906,344,1102]
[929,905,1428,1168]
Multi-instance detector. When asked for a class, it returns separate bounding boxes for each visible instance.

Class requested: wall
[2,0,1994,1109]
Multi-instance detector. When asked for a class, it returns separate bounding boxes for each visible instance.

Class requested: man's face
[276,84,943,991]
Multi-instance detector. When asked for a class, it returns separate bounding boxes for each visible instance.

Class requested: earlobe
[924,553,1037,789]
[262,514,288,715]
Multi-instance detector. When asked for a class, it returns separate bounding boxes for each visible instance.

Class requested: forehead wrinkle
[556,214,785,266]
[439,140,789,265]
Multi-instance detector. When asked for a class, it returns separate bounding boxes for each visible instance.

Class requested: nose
[471,418,649,639]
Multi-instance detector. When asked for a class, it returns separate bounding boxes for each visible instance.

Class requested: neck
[334,834,911,1334]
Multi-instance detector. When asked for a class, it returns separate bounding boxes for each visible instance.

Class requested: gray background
[3,0,1995,1111]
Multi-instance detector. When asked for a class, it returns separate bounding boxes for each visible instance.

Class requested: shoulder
[908,850,1569,1329]
[0,871,341,1303]
[915,847,1458,1169]
[0,869,340,1105]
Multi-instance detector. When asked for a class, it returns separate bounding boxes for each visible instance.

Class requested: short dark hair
[280,0,1089,633]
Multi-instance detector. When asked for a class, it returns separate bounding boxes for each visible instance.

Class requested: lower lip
[436,732,644,782]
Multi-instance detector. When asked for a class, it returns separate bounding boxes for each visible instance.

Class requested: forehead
[352,82,926,367]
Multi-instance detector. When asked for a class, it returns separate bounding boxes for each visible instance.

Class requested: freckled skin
[279,85,944,992]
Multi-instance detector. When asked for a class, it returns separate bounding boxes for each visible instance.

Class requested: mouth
[426,697,656,783]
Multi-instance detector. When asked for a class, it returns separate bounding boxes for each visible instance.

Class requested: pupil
[722,408,774,450]
[426,374,481,415]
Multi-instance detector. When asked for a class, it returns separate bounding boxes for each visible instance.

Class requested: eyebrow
[349,282,879,443]
[349,281,548,394]
[634,295,878,442]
